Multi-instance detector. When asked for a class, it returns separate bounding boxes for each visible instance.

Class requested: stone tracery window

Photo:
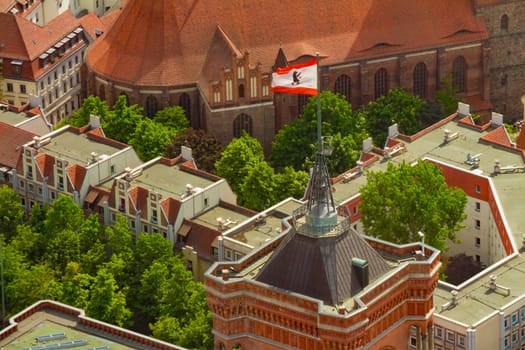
[334,74,351,103]
[413,62,427,98]
[233,113,253,137]
[374,68,389,99]
[452,56,467,93]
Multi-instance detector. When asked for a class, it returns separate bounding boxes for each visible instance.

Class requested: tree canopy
[359,160,467,252]
[270,91,367,177]
[1,187,212,349]
[365,88,424,147]
[166,128,224,173]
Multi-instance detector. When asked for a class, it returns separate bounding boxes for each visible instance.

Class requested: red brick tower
[206,118,440,350]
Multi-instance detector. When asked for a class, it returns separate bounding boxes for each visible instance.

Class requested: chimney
[352,258,369,288]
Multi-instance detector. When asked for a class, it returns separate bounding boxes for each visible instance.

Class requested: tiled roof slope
[0,10,83,61]
[0,121,36,169]
[86,0,488,87]
[256,226,391,306]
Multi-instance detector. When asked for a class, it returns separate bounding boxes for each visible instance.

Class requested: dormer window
[11,60,22,76]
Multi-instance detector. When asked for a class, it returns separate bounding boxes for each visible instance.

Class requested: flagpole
[316,52,321,153]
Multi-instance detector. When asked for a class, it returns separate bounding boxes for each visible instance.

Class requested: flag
[271,58,318,96]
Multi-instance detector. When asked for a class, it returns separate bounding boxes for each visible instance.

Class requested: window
[62,65,65,74]
[130,220,135,229]
[54,71,57,80]
[55,88,59,98]
[47,76,51,85]
[225,78,233,101]
[512,312,519,326]
[37,187,42,197]
[413,63,428,98]
[520,307,525,321]
[250,76,257,97]
[225,249,232,261]
[475,184,480,194]
[374,68,389,99]
[434,327,443,339]
[50,191,56,200]
[475,254,480,263]
[409,336,417,348]
[151,209,158,223]
[111,213,116,223]
[233,113,253,137]
[12,63,21,76]
[19,180,25,188]
[21,198,26,207]
[212,247,219,257]
[145,95,158,118]
[27,165,33,179]
[520,325,525,339]
[235,252,243,261]
[6,83,13,92]
[452,56,467,93]
[238,84,245,98]
[143,225,149,233]
[40,81,44,89]
[446,330,455,343]
[353,206,358,216]
[28,183,34,193]
[58,175,64,190]
[500,14,509,33]
[475,220,481,230]
[68,60,72,69]
[110,165,115,174]
[475,236,480,247]
[475,201,481,212]
[20,84,26,93]
[505,316,510,330]
[179,93,191,119]
[63,82,67,92]
[75,55,78,64]
[204,197,208,207]
[333,74,351,103]
[457,334,465,348]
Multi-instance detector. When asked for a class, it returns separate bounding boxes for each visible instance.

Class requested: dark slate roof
[256,225,391,306]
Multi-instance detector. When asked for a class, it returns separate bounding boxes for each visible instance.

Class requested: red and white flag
[271,58,318,96]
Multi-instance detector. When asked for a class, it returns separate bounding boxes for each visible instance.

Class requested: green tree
[215,131,264,194]
[365,88,424,147]
[238,161,276,211]
[86,268,132,327]
[43,194,84,237]
[9,225,42,263]
[43,229,81,274]
[132,233,173,276]
[60,262,93,310]
[274,167,309,202]
[6,264,62,314]
[102,95,143,143]
[270,91,367,176]
[105,215,134,258]
[0,185,25,240]
[62,95,109,128]
[166,128,224,173]
[359,160,467,252]
[436,73,463,116]
[129,118,175,161]
[153,106,189,132]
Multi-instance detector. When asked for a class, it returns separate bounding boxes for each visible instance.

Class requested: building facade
[85,0,492,153]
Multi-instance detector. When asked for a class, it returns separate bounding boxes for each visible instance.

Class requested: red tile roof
[480,126,513,147]
[66,163,87,191]
[160,197,181,224]
[183,219,220,262]
[0,121,36,169]
[35,153,54,178]
[0,10,83,61]
[86,0,488,87]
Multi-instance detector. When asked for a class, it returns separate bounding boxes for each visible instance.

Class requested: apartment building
[0,9,104,125]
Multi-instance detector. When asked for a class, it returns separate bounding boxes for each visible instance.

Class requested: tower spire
[304,53,337,235]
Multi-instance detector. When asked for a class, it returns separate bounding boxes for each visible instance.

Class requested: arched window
[413,63,428,98]
[179,93,191,120]
[298,94,309,116]
[98,84,105,100]
[233,113,253,137]
[238,84,245,98]
[145,95,158,118]
[374,68,389,99]
[500,14,509,33]
[333,74,351,103]
[452,56,467,93]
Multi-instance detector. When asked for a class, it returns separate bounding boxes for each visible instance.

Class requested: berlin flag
[271,58,318,96]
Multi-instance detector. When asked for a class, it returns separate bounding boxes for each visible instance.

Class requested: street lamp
[418,231,425,257]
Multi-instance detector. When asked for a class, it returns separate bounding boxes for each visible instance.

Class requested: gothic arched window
[333,74,351,103]
[233,113,253,137]
[413,63,428,98]
[145,95,158,118]
[374,68,389,99]
[452,56,467,93]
